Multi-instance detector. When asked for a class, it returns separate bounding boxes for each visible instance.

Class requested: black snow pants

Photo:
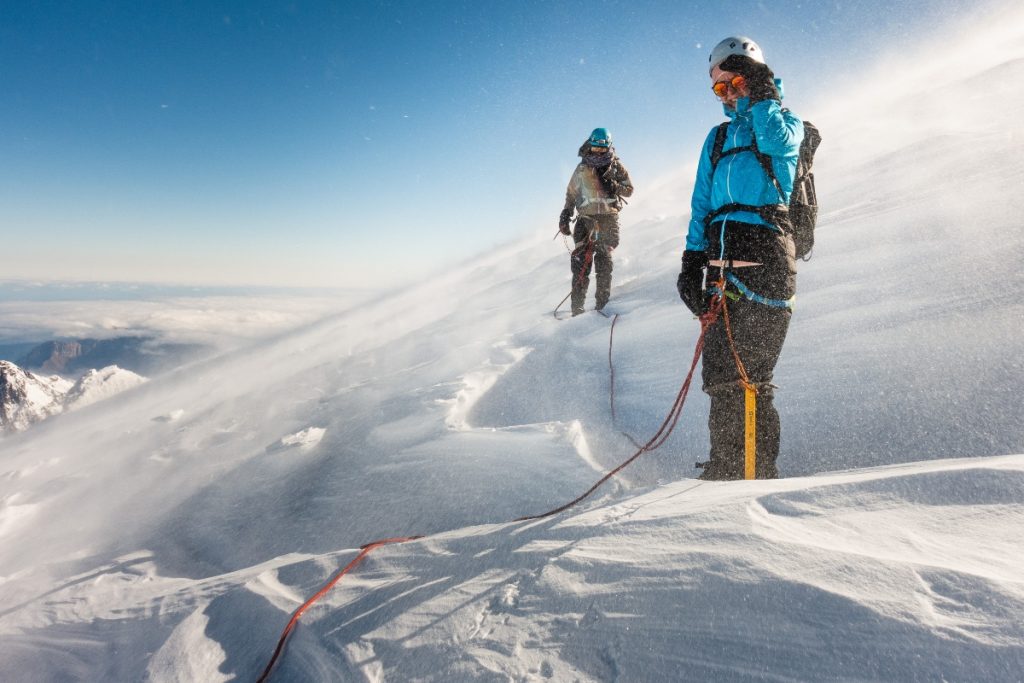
[699,295,791,480]
[570,214,620,315]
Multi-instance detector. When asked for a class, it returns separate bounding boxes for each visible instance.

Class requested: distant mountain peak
[0,360,146,435]
[64,365,147,412]
[0,360,72,433]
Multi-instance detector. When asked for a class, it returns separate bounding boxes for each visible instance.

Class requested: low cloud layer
[0,284,373,349]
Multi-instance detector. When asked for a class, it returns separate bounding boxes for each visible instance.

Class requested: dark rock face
[0,361,29,428]
[21,340,86,374]
[0,360,69,433]
[17,337,206,376]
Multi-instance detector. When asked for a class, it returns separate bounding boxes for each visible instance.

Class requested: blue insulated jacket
[686,84,804,255]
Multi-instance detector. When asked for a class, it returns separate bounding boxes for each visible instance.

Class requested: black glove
[677,250,708,316]
[742,63,780,103]
[558,208,573,235]
[719,55,780,103]
[598,167,618,196]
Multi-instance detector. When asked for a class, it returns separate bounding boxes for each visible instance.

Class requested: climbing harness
[708,272,795,309]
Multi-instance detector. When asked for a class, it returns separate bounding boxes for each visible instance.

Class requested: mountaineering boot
[697,460,742,481]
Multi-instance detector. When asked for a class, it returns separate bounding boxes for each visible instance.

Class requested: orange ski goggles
[711,75,746,97]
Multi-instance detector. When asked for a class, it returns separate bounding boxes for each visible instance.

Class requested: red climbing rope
[608,313,620,421]
[256,536,422,683]
[553,233,589,319]
[554,231,597,319]
[605,312,645,449]
[517,295,723,521]
[574,239,595,289]
[258,295,725,680]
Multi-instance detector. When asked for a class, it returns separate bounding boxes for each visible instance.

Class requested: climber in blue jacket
[678,36,805,480]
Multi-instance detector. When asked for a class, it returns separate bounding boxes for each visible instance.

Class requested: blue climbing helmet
[588,128,611,148]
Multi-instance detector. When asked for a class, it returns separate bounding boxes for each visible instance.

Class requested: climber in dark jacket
[559,128,634,316]
[677,36,805,480]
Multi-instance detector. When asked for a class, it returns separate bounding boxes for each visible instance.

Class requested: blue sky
[0,0,982,288]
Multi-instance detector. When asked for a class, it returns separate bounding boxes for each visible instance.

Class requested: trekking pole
[553,291,572,319]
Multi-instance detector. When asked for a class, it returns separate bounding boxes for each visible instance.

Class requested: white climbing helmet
[708,36,765,73]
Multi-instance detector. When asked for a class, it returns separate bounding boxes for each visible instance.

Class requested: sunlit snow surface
[2,9,1024,682]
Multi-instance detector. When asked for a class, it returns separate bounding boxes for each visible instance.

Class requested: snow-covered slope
[62,365,148,412]
[0,361,148,435]
[1,7,1023,682]
[0,361,71,433]
[250,456,1024,682]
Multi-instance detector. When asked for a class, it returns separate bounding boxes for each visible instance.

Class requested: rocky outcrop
[17,337,206,376]
[18,340,86,374]
[0,361,72,433]
[0,361,147,435]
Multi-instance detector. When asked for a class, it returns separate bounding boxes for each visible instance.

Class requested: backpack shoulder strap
[709,121,784,198]
[709,122,729,171]
[748,133,786,199]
